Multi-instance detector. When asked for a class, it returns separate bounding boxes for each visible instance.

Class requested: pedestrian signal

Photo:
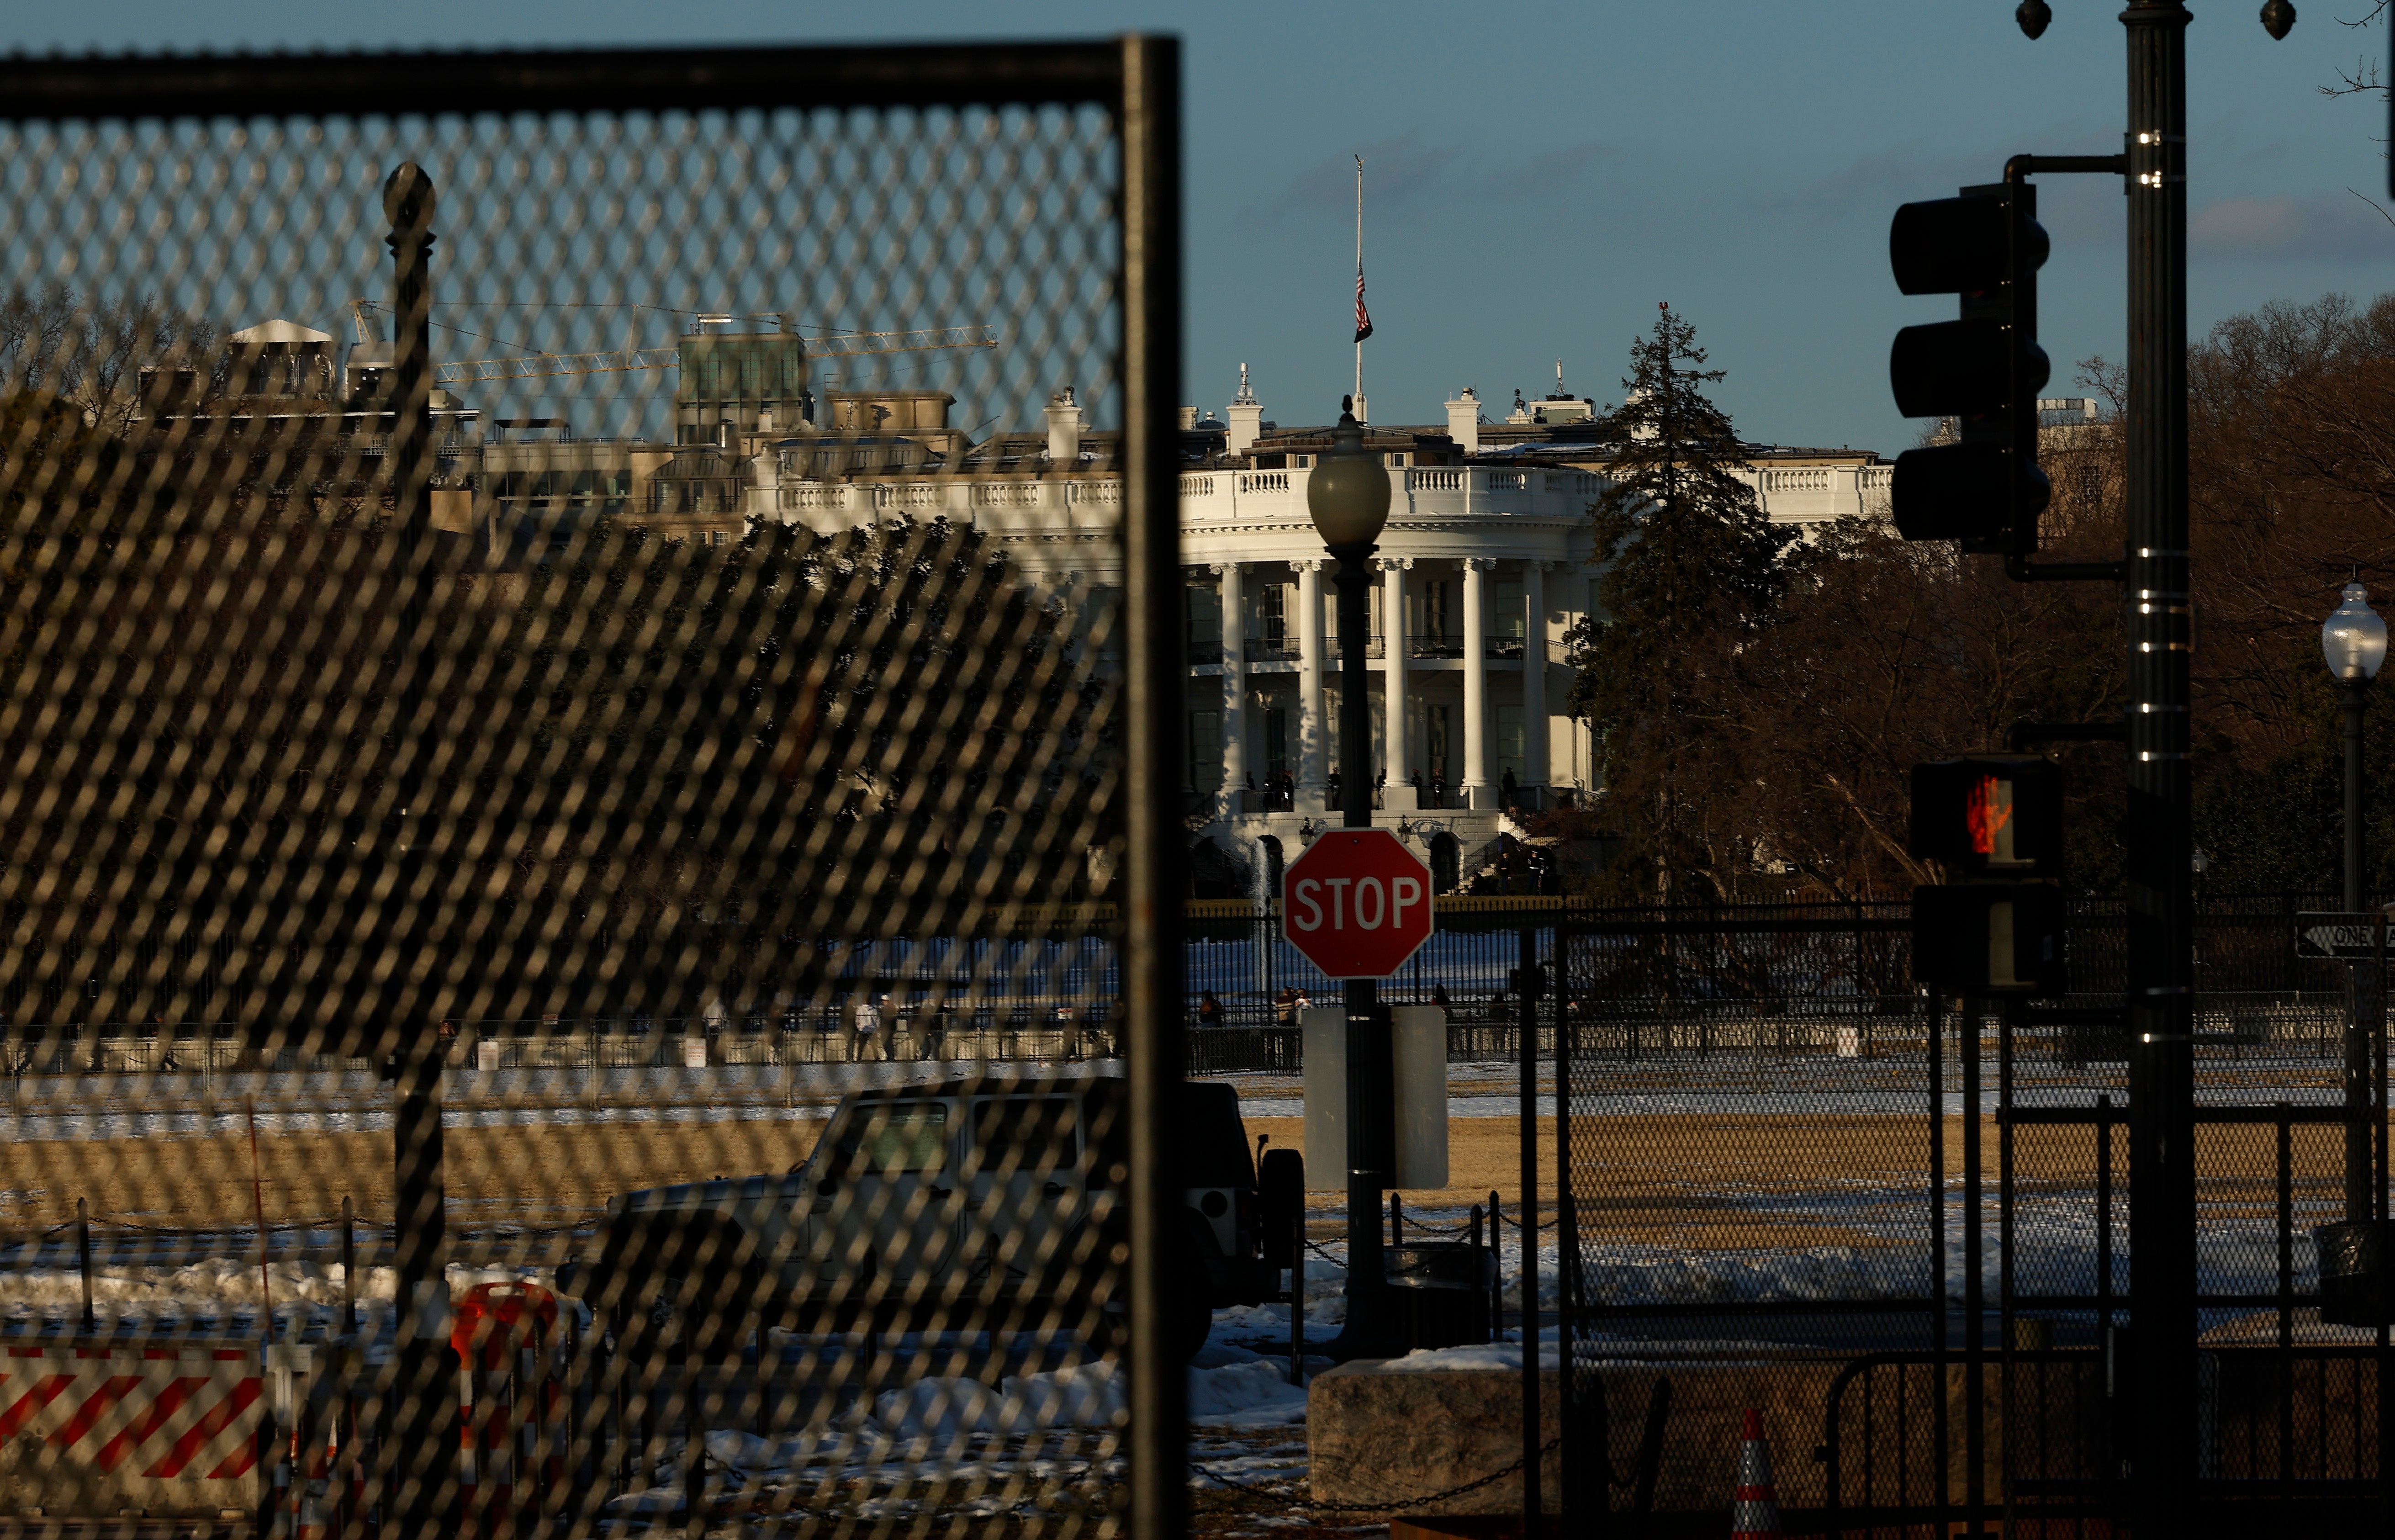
[1909,756,2064,879]
[1913,882,2068,995]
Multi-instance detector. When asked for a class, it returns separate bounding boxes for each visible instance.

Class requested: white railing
[1406,469,1463,492]
[1180,475,1216,496]
[782,486,856,512]
[1860,466,1893,492]
[975,482,1047,508]
[1542,472,1601,496]
[888,482,947,510]
[1238,471,1291,494]
[1069,481,1123,505]
[1484,472,1528,493]
[1760,468,1831,494]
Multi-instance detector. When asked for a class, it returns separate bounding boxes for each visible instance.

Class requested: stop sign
[1281,828,1437,979]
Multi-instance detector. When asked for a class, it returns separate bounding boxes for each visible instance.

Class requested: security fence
[1551,906,2391,1531]
[0,37,1187,1540]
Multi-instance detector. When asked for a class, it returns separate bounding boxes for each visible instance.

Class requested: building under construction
[129,312,991,558]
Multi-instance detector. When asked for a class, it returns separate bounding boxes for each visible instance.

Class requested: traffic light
[1911,755,2066,994]
[1887,184,2051,552]
[1909,756,2065,878]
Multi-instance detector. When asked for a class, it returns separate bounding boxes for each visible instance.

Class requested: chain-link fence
[0,39,1193,1538]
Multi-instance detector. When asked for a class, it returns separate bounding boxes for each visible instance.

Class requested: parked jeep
[555,1073,1296,1360]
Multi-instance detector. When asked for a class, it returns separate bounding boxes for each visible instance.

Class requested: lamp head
[1305,397,1392,550]
[2324,580,2389,681]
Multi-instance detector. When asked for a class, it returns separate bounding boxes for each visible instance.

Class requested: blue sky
[11,1,2390,453]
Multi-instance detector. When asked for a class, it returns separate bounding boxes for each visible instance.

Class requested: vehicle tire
[584,1217,757,1365]
[1172,1207,1222,1363]
[1171,1287,1215,1364]
[1257,1148,1304,1269]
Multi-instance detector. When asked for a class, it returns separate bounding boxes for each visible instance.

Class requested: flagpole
[1353,154,1364,418]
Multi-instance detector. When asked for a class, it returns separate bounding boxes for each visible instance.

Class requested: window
[1497,706,1525,777]
[832,1100,950,1174]
[1493,579,1526,640]
[1189,709,1222,791]
[1258,582,1286,648]
[1265,707,1288,777]
[968,1097,1079,1174]
[1423,580,1449,640]
[1186,585,1221,647]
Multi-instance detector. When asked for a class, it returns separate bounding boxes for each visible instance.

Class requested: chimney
[1046,386,1084,464]
[1227,362,1264,456]
[1177,405,1199,431]
[1445,387,1481,455]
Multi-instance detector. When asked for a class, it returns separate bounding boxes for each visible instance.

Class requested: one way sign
[2295,913,2390,960]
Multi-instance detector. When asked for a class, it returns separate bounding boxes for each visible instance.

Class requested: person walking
[1197,990,1226,1029]
[851,994,882,1062]
[1501,766,1518,810]
[1273,986,1297,1027]
[1056,1000,1085,1063]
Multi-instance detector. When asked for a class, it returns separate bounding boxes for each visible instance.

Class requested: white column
[1523,561,1549,799]
[1380,556,1414,810]
[1216,561,1246,818]
[1461,558,1493,808]
[1295,559,1327,810]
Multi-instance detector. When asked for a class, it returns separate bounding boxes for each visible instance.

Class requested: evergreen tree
[1566,305,1796,902]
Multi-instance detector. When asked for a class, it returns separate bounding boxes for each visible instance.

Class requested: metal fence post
[1517,921,1541,1524]
[77,1196,92,1335]
[1121,32,1189,1540]
[380,159,454,1540]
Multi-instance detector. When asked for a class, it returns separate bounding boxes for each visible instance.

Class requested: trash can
[1386,1241,1492,1351]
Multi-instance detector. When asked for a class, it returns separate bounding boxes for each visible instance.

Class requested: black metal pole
[1517,924,1541,1524]
[1121,34,1190,1540]
[2122,5,2197,1532]
[2348,678,2374,1220]
[77,1196,92,1337]
[1961,995,1984,1531]
[381,161,452,1540]
[1328,538,1397,1357]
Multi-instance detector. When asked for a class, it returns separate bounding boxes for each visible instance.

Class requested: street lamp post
[1307,399,1401,1357]
[2325,579,2388,1221]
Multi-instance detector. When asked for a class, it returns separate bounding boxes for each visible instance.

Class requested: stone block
[1308,1361,1564,1515]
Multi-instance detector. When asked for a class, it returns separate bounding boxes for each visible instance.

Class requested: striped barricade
[0,1340,264,1520]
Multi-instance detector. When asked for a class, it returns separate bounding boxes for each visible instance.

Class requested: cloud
[2190,194,2394,261]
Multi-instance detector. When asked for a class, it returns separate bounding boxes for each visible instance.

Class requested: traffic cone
[1730,1408,1783,1540]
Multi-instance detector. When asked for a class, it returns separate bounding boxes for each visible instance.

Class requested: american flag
[1353,263,1373,344]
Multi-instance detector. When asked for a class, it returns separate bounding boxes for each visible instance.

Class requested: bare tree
[0,286,220,433]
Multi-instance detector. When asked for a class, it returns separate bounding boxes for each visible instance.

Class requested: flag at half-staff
[1354,262,1373,343]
